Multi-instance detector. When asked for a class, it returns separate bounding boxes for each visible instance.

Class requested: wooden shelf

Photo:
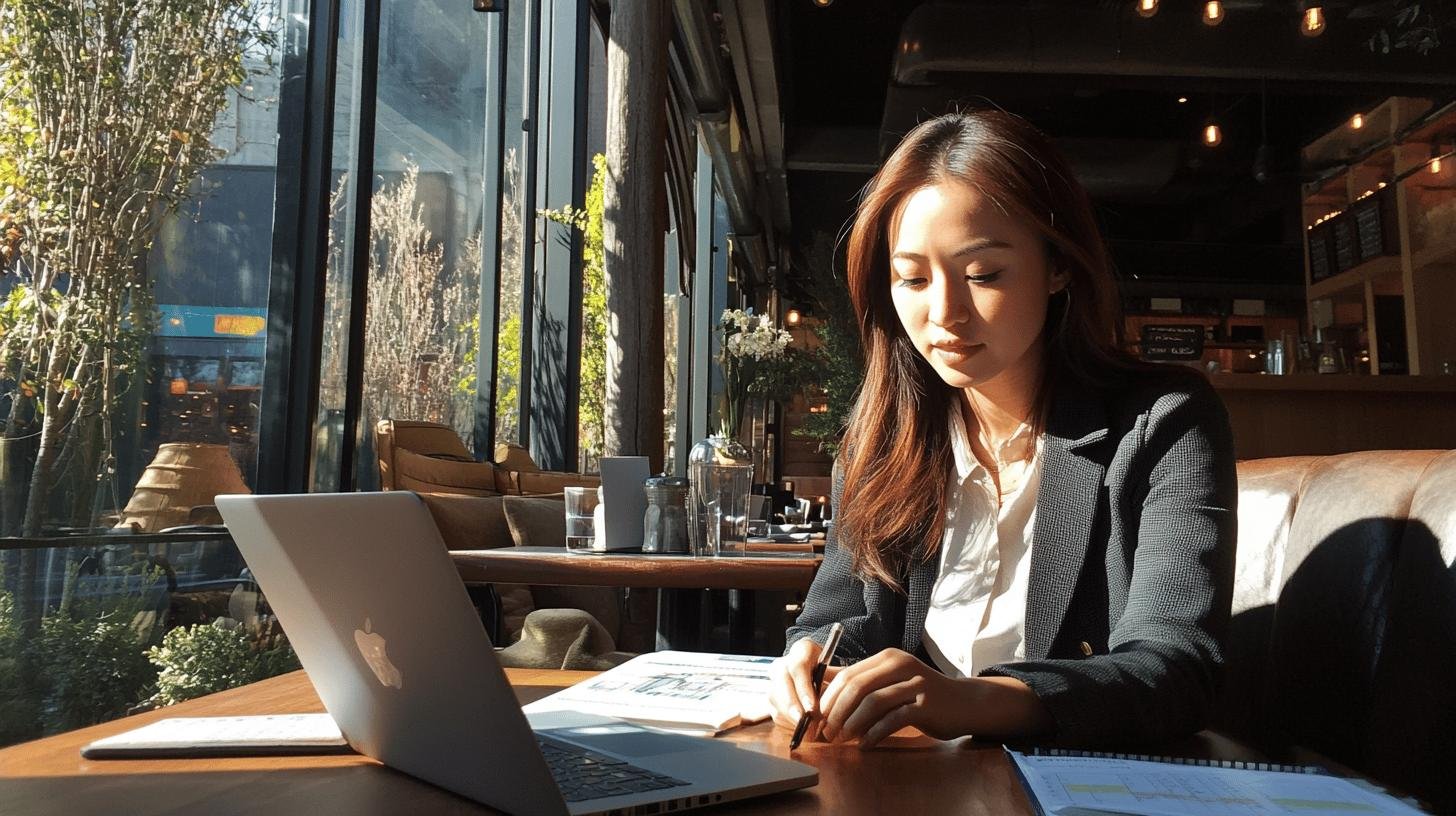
[1211,373,1456,393]
[1307,254,1402,300]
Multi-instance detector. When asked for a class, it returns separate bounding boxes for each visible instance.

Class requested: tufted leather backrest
[1220,450,1453,811]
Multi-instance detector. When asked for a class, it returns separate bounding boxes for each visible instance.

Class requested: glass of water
[564,486,600,553]
[699,463,753,557]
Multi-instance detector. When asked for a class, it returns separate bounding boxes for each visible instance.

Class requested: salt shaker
[642,476,691,554]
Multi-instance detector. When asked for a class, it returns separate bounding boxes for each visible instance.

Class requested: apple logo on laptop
[354,618,403,690]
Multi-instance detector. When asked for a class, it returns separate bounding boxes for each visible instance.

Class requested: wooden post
[602,0,668,472]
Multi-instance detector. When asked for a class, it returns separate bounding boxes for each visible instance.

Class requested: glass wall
[491,0,534,452]
[0,0,702,748]
[0,0,287,747]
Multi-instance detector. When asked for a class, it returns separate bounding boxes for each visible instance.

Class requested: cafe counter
[1210,373,1456,459]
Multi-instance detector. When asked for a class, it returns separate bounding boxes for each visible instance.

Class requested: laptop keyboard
[537,733,690,803]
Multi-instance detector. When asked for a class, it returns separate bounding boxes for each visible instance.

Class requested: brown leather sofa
[372,420,654,655]
[1219,449,1456,814]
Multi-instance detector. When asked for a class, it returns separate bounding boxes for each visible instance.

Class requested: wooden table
[453,548,823,652]
[451,547,821,592]
[0,668,1278,816]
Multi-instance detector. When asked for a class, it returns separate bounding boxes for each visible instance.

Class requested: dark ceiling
[768,0,1456,298]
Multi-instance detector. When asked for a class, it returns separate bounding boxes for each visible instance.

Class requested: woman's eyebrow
[890,239,1012,263]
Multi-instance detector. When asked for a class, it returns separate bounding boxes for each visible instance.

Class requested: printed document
[1009,750,1425,816]
[523,651,774,736]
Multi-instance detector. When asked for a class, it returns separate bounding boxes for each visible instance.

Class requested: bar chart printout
[1008,751,1426,816]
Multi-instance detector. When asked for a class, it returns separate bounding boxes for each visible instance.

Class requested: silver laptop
[216,491,817,816]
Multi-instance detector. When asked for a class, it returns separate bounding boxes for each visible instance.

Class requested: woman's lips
[931,343,984,363]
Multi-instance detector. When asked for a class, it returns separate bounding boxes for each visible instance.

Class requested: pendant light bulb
[1301,6,1326,36]
[1203,1,1225,26]
[786,308,801,327]
[1137,0,1158,18]
[1351,113,1364,130]
[1203,123,1223,148]
[1433,157,1444,175]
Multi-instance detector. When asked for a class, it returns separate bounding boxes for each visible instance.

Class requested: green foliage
[26,566,168,736]
[0,586,40,744]
[788,233,864,457]
[793,318,864,458]
[147,617,299,707]
[539,153,608,463]
[0,0,275,536]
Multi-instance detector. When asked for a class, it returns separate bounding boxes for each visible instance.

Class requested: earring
[1053,286,1072,338]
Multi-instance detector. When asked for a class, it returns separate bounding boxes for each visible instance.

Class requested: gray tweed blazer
[785,367,1237,746]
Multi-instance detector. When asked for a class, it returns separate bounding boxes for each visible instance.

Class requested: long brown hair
[839,109,1135,589]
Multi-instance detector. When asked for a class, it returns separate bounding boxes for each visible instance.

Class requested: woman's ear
[1049,267,1071,295]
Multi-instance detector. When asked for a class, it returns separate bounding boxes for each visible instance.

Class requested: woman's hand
[816,648,975,749]
[768,637,843,730]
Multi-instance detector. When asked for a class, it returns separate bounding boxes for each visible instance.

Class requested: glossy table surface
[452,547,822,592]
[0,667,1293,816]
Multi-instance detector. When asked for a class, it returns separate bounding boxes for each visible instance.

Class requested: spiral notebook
[1007,747,1426,816]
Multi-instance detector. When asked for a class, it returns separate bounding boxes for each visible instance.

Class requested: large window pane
[312,0,368,492]
[350,0,490,489]
[493,0,532,451]
[1,0,287,747]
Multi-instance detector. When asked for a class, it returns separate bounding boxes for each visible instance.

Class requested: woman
[769,110,1237,750]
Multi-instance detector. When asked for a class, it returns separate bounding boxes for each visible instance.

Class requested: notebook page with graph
[522,651,774,736]
[1008,748,1425,816]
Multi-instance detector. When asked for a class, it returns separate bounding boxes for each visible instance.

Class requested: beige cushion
[501,495,622,638]
[416,492,534,640]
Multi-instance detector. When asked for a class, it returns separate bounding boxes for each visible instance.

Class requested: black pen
[789,621,844,750]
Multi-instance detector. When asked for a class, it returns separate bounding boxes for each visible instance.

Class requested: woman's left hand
[815,648,974,749]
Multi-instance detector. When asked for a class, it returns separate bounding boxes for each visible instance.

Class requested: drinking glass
[699,463,753,557]
[564,486,600,553]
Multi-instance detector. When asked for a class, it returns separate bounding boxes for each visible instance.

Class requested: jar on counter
[642,476,691,554]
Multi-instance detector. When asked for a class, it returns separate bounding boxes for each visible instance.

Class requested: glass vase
[687,434,754,556]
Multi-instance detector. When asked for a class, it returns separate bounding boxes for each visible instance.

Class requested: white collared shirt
[921,408,1042,679]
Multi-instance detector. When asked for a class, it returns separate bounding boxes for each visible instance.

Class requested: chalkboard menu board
[1353,187,1398,263]
[1308,223,1333,282]
[1332,217,1357,272]
[1140,325,1205,361]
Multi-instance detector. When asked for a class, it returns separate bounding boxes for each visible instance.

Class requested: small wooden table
[451,547,821,592]
[0,668,1281,816]
[452,548,823,652]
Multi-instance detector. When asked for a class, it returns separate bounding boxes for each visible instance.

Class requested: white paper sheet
[1009,750,1426,816]
[524,651,775,735]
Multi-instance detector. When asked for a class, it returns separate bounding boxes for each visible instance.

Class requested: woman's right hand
[768,636,840,731]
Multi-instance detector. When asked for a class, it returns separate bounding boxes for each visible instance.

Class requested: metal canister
[642,476,692,554]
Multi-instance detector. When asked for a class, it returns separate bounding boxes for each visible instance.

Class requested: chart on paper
[1009,751,1426,816]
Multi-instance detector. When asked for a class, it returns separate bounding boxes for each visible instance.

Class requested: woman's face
[887,181,1067,392]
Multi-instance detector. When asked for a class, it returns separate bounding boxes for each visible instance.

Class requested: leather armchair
[1219,449,1456,813]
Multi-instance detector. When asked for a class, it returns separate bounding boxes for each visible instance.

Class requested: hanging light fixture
[1253,79,1272,183]
[786,308,801,327]
[1203,122,1223,147]
[1203,1,1225,26]
[1300,4,1326,37]
[1350,112,1365,130]
[1136,0,1159,18]
[812,0,833,7]
[1432,140,1445,175]
[1177,96,1189,104]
